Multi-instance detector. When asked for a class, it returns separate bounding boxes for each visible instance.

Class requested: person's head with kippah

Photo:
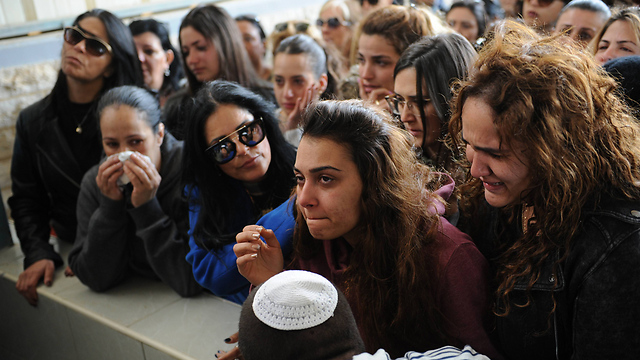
[238,270,365,360]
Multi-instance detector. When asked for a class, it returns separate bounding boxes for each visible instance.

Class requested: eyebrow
[77,25,99,39]
[461,132,504,154]
[209,119,254,145]
[294,165,342,173]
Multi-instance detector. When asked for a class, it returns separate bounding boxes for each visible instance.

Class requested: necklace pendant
[76,126,82,134]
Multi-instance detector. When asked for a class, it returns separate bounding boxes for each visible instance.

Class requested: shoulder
[433,217,487,274]
[16,95,53,128]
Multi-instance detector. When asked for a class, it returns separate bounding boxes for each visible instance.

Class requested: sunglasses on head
[525,0,558,7]
[274,22,310,33]
[316,17,351,28]
[205,119,266,164]
[64,26,112,57]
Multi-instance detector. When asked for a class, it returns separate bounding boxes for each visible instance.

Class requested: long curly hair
[294,100,452,354]
[449,20,640,316]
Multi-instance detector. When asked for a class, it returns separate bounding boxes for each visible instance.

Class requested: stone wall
[0,61,60,210]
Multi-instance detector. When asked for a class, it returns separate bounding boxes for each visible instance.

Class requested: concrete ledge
[0,224,242,360]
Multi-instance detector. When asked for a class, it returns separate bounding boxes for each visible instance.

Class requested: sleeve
[571,234,640,359]
[185,199,250,301]
[128,194,202,297]
[437,229,503,360]
[8,111,62,269]
[186,198,296,302]
[68,170,131,292]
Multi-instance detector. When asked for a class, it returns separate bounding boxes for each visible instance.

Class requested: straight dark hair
[129,19,184,94]
[53,9,144,101]
[97,85,161,133]
[182,80,296,250]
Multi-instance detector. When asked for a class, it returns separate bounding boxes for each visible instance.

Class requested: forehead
[237,20,260,36]
[602,19,637,41]
[394,67,426,95]
[205,104,254,140]
[557,8,602,27]
[274,53,314,74]
[447,7,476,19]
[134,31,162,46]
[78,16,109,42]
[180,26,207,43]
[100,104,148,130]
[295,136,355,169]
[358,34,397,56]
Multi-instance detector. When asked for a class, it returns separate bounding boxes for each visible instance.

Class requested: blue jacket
[186,192,295,304]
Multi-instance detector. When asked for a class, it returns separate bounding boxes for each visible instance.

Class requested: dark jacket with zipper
[9,93,102,269]
[468,196,640,359]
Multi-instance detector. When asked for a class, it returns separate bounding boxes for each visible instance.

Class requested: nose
[283,82,294,99]
[137,49,146,63]
[73,39,87,53]
[400,103,416,124]
[468,147,491,179]
[234,139,250,157]
[599,47,616,64]
[360,62,373,80]
[296,181,317,208]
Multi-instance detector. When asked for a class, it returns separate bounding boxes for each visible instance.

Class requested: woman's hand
[215,332,243,360]
[358,78,393,113]
[284,84,318,131]
[96,156,124,201]
[234,225,284,286]
[125,152,161,208]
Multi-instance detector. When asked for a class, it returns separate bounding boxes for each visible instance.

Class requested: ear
[317,73,329,94]
[165,49,175,66]
[103,64,114,78]
[156,122,165,147]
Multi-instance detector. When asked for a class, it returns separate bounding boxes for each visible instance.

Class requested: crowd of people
[8,0,640,359]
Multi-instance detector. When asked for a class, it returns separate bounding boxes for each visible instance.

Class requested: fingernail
[251,253,258,258]
[45,281,52,286]
[224,338,231,343]
[252,244,261,250]
[256,226,263,232]
[214,354,218,359]
[252,233,260,239]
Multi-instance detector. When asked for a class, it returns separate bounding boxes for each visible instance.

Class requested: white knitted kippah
[252,270,338,331]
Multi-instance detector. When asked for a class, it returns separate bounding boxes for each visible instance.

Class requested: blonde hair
[590,6,640,56]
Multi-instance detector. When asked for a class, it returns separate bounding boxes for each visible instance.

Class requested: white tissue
[115,151,152,186]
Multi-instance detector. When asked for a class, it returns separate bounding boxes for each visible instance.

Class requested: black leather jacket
[8,94,101,269]
[467,196,640,359]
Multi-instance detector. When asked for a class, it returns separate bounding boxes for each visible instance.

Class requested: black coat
[468,196,640,359]
[8,93,102,269]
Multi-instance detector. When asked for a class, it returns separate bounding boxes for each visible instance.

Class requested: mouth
[527,11,538,19]
[239,155,259,168]
[482,180,505,191]
[362,84,378,94]
[281,102,296,110]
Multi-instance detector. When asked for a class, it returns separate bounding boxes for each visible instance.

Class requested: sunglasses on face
[274,22,310,33]
[316,17,352,29]
[205,119,266,164]
[385,95,431,117]
[64,26,112,57]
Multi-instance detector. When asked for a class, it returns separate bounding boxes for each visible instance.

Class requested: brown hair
[590,6,640,57]
[449,20,640,316]
[294,100,452,354]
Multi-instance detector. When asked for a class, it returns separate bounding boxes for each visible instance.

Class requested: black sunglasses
[64,26,112,57]
[316,17,351,29]
[274,22,310,33]
[205,119,266,164]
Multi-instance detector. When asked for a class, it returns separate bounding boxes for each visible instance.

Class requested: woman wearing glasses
[391,33,476,178]
[317,0,358,70]
[182,80,296,304]
[163,4,275,140]
[68,86,200,296]
[10,9,143,306]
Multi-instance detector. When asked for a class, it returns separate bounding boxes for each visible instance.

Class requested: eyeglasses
[525,0,559,7]
[316,17,351,29]
[385,95,431,117]
[204,119,266,164]
[274,22,310,33]
[63,26,112,57]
